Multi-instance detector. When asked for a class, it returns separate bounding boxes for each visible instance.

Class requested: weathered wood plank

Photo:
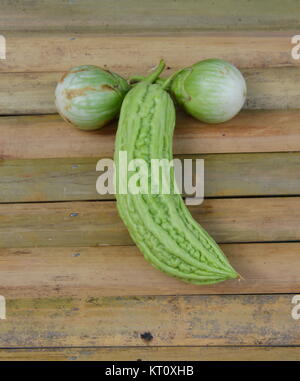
[0,72,58,115]
[1,346,300,361]
[1,32,298,74]
[0,295,298,347]
[1,152,300,203]
[1,67,300,115]
[0,243,299,298]
[244,67,300,110]
[1,111,300,160]
[1,0,299,32]
[0,198,299,248]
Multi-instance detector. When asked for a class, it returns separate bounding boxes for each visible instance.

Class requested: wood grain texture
[2,110,300,160]
[0,243,299,298]
[1,346,300,361]
[0,72,58,115]
[1,152,300,203]
[1,0,299,32]
[1,67,300,115]
[244,67,300,110]
[0,197,299,248]
[1,32,298,74]
[0,294,298,347]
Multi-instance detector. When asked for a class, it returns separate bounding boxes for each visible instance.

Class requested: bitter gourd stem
[143,59,166,84]
[128,67,185,90]
[128,75,166,85]
[128,61,165,85]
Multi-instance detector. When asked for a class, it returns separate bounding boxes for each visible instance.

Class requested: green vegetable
[55,65,130,130]
[115,60,238,285]
[169,58,247,123]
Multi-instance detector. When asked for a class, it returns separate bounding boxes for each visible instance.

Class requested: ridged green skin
[114,81,238,285]
[55,65,130,131]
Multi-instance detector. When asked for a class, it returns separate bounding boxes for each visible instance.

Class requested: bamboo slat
[1,152,300,203]
[1,0,299,32]
[1,67,300,115]
[1,32,298,74]
[1,111,300,160]
[0,243,299,298]
[1,346,300,361]
[0,294,298,347]
[0,198,299,248]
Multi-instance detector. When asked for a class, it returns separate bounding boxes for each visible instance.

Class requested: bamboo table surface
[0,0,300,361]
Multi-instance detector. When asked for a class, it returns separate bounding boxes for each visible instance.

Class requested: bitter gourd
[114,61,238,284]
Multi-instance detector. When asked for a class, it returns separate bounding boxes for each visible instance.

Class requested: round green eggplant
[55,65,130,130]
[170,58,247,124]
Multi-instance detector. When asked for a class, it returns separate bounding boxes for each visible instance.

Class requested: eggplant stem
[127,63,184,90]
[161,68,185,90]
